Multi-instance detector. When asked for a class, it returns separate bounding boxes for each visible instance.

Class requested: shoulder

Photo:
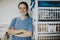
[12,17,17,20]
[12,17,18,21]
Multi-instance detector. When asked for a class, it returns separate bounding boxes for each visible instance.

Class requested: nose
[21,8,25,12]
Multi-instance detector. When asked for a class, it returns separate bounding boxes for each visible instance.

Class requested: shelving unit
[31,0,60,40]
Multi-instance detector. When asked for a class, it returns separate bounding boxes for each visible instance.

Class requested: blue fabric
[9,17,33,40]
[12,36,31,40]
[9,18,17,29]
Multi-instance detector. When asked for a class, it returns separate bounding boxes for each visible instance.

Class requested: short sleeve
[9,18,17,29]
[28,18,33,32]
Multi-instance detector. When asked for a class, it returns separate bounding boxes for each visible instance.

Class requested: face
[18,4,27,14]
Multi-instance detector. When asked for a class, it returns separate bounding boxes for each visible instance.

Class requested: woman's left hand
[15,31,32,37]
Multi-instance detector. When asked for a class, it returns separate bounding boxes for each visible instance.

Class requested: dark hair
[18,1,29,17]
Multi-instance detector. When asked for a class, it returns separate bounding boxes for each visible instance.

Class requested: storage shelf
[38,0,59,1]
[38,7,60,9]
[38,19,60,21]
[32,0,60,40]
[38,21,60,24]
[38,32,60,34]
[38,33,60,36]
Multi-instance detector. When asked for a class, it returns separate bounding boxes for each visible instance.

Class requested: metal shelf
[38,31,60,35]
[38,7,60,9]
[32,0,60,40]
[38,21,60,24]
[38,0,60,1]
[38,33,60,36]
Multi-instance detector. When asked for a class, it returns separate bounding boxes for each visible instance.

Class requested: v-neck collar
[18,16,28,22]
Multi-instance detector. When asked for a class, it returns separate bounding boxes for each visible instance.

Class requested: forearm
[8,29,33,37]
[7,29,26,35]
[24,32,32,37]
[15,31,33,37]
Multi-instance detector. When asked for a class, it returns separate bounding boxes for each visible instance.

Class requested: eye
[23,7,26,9]
[18,7,26,9]
[19,7,21,9]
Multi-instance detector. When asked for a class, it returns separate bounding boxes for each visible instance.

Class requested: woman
[7,1,33,40]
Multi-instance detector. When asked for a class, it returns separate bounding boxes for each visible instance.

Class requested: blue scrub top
[9,17,33,40]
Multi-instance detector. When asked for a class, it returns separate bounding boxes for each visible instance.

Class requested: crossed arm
[7,27,33,37]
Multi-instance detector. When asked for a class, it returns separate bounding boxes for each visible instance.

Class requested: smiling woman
[7,1,33,40]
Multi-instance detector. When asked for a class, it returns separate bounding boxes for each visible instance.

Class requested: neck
[20,15,26,18]
[19,16,27,20]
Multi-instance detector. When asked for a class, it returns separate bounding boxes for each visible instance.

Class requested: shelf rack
[31,0,60,40]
